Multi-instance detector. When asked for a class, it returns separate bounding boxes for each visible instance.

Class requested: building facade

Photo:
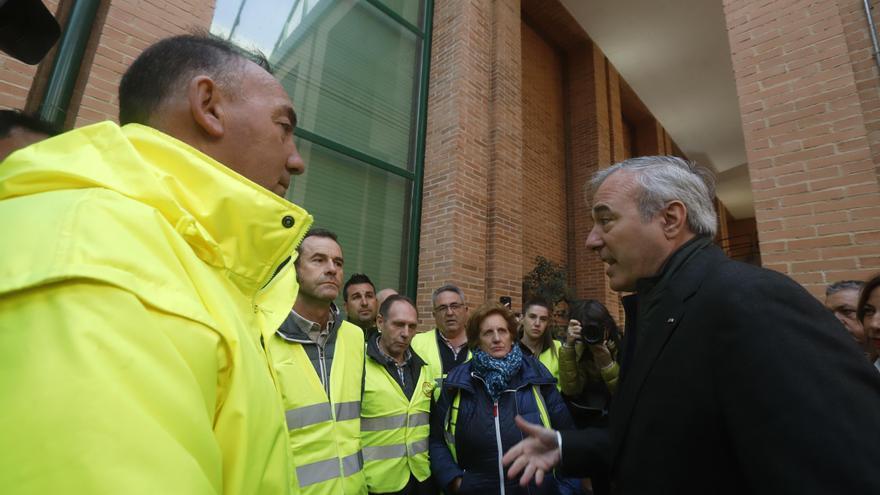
[3,0,879,326]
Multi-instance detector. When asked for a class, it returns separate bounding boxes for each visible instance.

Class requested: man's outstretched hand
[502,415,562,487]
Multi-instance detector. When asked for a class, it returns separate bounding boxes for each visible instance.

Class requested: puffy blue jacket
[429,355,583,494]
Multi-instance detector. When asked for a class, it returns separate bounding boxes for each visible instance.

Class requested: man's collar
[277,303,341,342]
[366,332,421,367]
[437,328,466,348]
[635,235,711,295]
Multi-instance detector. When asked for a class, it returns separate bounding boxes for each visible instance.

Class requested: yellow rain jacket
[0,122,312,495]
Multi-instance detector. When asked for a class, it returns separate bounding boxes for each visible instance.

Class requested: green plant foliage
[522,256,572,304]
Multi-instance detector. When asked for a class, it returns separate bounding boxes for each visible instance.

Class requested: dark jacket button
[282,215,295,228]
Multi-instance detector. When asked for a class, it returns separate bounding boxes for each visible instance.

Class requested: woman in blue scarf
[429,303,583,494]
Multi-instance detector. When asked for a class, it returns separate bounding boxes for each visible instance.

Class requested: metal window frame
[287,0,433,298]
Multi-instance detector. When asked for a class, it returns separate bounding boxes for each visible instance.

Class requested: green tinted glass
[374,0,424,28]
[288,139,409,292]
[272,0,420,170]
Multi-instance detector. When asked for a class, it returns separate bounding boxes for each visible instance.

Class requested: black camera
[580,321,605,345]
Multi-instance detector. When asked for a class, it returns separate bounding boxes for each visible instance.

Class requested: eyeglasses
[433,302,464,314]
[552,311,568,317]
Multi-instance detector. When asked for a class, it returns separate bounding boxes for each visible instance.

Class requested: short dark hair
[294,227,339,266]
[466,303,519,349]
[0,109,58,138]
[857,274,880,323]
[343,273,375,301]
[826,280,864,297]
[520,297,556,358]
[378,294,416,319]
[119,33,272,125]
[432,284,465,307]
[523,297,551,314]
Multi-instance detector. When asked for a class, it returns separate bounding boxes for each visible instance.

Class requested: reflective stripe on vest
[361,358,433,493]
[270,320,366,494]
[296,451,364,488]
[444,385,551,463]
[285,400,361,429]
[361,411,429,431]
[363,438,429,461]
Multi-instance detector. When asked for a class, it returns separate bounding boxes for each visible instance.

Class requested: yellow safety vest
[361,356,433,493]
[410,329,471,401]
[538,341,563,390]
[270,320,366,495]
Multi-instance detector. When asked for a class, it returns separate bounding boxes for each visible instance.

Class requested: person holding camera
[558,299,620,429]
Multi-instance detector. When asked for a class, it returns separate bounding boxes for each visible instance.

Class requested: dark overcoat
[562,237,880,494]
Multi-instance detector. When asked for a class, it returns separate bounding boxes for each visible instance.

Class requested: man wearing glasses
[410,284,470,401]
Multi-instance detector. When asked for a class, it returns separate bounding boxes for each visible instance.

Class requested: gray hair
[826,280,864,296]
[591,156,717,237]
[432,284,466,307]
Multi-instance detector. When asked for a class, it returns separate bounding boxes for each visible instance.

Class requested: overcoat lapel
[608,240,724,465]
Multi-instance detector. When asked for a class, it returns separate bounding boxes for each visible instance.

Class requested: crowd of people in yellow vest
[1,32,611,495]
[5,31,880,495]
[278,227,613,494]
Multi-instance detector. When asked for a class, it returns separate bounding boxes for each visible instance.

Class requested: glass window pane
[271,0,420,170]
[376,0,424,28]
[211,0,300,55]
[288,138,410,296]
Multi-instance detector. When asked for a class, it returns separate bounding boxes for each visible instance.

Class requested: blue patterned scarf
[471,344,523,401]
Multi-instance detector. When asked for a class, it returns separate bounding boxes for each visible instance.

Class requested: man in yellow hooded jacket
[0,34,311,494]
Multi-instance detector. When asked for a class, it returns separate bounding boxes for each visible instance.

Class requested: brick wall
[485,0,525,310]
[0,0,214,126]
[418,0,498,325]
[724,0,880,297]
[521,21,568,277]
[0,0,60,112]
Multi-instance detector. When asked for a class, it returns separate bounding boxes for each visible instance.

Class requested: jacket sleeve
[559,428,611,478]
[557,343,584,396]
[429,385,465,492]
[0,281,225,494]
[599,361,620,393]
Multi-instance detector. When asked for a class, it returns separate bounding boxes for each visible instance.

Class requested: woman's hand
[589,341,613,369]
[565,319,581,346]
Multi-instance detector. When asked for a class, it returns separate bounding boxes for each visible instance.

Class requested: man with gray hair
[504,156,880,494]
[410,284,471,401]
[825,280,866,347]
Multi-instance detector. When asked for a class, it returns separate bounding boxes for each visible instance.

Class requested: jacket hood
[444,354,556,393]
[0,121,312,294]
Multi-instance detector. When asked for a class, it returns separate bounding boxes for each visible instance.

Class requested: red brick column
[724,0,880,296]
[0,1,212,126]
[566,42,621,316]
[485,0,524,311]
[418,0,500,324]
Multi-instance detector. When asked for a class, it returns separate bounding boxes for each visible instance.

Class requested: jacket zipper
[317,343,329,396]
[493,400,506,495]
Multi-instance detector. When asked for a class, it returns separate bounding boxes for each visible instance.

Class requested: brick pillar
[635,119,664,157]
[418,0,523,325]
[485,0,524,311]
[566,42,620,316]
[724,0,880,296]
[607,64,626,164]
